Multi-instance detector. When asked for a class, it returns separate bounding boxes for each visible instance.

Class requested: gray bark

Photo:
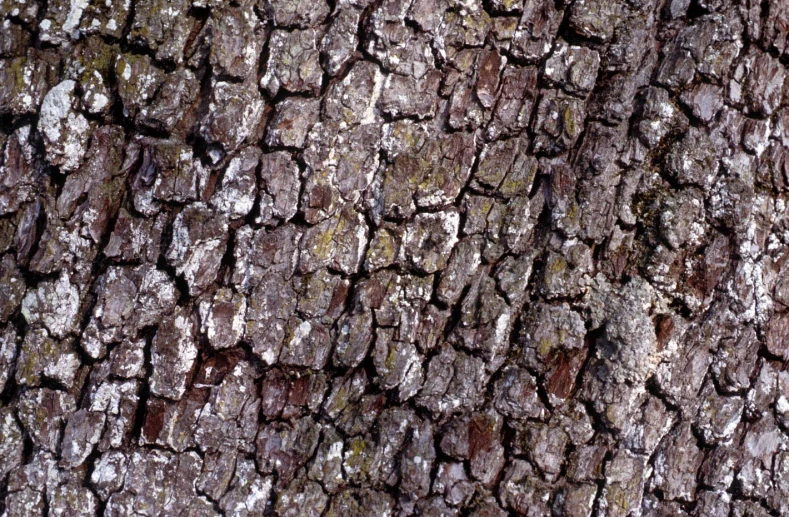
[1,0,788,516]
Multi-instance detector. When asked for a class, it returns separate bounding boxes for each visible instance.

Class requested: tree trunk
[1,0,787,515]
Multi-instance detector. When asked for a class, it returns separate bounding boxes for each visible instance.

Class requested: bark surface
[1,0,788,515]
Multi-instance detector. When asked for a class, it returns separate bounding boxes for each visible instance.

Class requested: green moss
[549,255,568,274]
[384,344,397,370]
[563,105,578,138]
[537,338,553,357]
[6,57,28,93]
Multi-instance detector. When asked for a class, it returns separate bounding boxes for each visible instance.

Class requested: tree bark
[1,0,788,515]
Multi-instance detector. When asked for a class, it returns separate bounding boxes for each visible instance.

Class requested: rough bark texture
[1,0,788,515]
